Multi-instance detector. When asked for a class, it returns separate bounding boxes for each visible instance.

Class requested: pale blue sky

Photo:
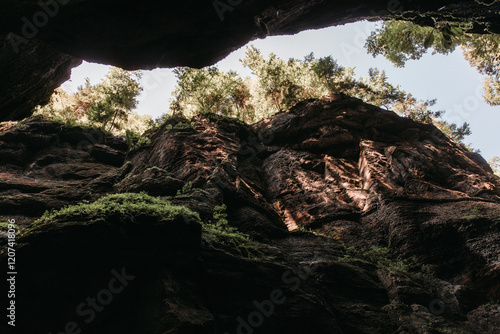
[63,22,499,161]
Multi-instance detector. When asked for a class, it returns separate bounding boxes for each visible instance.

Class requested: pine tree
[168,46,473,148]
[88,68,143,132]
[365,20,500,106]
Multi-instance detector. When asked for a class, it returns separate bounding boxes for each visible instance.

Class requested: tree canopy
[170,67,255,123]
[87,68,143,132]
[36,67,147,134]
[489,156,500,176]
[167,46,472,148]
[365,20,500,106]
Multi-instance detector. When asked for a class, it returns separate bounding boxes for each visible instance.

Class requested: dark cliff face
[1,0,500,120]
[0,36,81,121]
[1,97,499,333]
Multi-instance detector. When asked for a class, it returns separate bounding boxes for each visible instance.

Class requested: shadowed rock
[1,0,499,120]
[1,97,500,333]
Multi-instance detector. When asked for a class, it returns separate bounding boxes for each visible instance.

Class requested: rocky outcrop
[1,97,500,333]
[0,116,127,228]
[1,0,500,121]
[0,35,81,121]
[3,0,499,69]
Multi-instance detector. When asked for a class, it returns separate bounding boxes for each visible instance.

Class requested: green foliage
[167,46,470,146]
[171,66,256,122]
[173,121,195,131]
[87,68,143,132]
[241,46,326,114]
[365,246,410,275]
[125,129,152,150]
[484,77,500,106]
[16,192,269,262]
[177,182,194,195]
[0,221,20,233]
[478,301,499,309]
[435,121,472,143]
[365,21,467,67]
[202,204,263,260]
[462,34,500,78]
[30,193,201,233]
[213,204,229,224]
[293,225,317,235]
[35,88,87,127]
[365,20,500,106]
[341,245,434,277]
[489,156,500,176]
[459,206,500,221]
[35,67,148,135]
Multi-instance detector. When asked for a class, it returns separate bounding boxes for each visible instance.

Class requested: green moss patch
[25,192,200,234]
[23,193,265,261]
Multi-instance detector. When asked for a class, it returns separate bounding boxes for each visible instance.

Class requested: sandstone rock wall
[1,98,499,333]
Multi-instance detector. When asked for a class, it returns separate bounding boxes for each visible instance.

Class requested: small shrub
[177,182,194,195]
[173,121,195,131]
[125,129,152,150]
[340,244,433,277]
[0,221,20,233]
[202,204,263,260]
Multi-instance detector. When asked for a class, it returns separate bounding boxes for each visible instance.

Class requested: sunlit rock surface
[1,97,499,333]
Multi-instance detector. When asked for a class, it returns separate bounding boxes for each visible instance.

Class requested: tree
[391,95,442,123]
[306,54,357,95]
[168,46,472,148]
[489,156,500,176]
[365,21,466,67]
[484,77,500,106]
[353,68,406,108]
[72,78,101,117]
[462,34,500,78]
[240,46,325,114]
[88,68,143,132]
[35,67,146,134]
[170,67,256,122]
[365,20,500,106]
[36,88,76,123]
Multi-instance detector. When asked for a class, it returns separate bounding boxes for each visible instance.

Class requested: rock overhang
[1,0,499,121]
